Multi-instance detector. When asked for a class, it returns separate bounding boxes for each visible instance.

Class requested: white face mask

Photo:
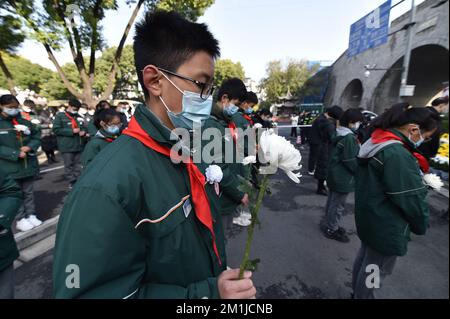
[351,122,361,130]
[159,72,212,130]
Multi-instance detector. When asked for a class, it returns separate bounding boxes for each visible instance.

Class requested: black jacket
[418,107,441,159]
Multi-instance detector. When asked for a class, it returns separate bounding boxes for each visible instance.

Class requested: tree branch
[43,43,82,99]
[89,0,103,86]
[100,0,146,100]
[0,51,17,95]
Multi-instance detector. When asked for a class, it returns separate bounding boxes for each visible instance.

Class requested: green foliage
[214,59,246,88]
[157,0,215,21]
[0,53,53,93]
[0,14,26,53]
[94,45,140,99]
[260,59,320,103]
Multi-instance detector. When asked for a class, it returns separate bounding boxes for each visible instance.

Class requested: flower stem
[239,174,270,279]
[19,135,27,169]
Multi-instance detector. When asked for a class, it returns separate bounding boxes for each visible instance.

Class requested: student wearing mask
[81,109,122,167]
[203,78,252,228]
[87,100,112,137]
[310,105,344,195]
[352,103,439,299]
[0,94,42,232]
[115,101,130,132]
[418,96,448,159]
[0,168,23,298]
[239,91,258,128]
[53,11,256,299]
[322,109,363,243]
[53,98,86,188]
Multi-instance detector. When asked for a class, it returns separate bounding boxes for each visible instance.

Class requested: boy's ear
[143,65,163,97]
[220,94,229,106]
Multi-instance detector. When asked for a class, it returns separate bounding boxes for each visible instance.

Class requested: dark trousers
[0,264,14,299]
[62,152,82,184]
[308,143,320,172]
[325,191,349,231]
[15,177,36,220]
[290,127,298,137]
[352,242,397,299]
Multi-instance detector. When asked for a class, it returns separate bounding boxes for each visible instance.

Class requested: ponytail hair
[371,103,440,132]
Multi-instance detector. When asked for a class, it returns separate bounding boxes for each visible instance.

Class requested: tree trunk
[0,51,17,95]
[99,0,146,101]
[43,44,83,99]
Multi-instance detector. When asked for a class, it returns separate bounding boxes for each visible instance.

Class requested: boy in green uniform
[53,11,256,299]
[53,98,87,188]
[0,168,23,299]
[203,79,251,229]
[0,94,42,232]
[323,108,363,243]
[81,109,121,168]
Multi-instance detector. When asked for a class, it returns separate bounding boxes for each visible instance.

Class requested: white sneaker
[233,216,252,227]
[241,212,252,220]
[16,218,34,232]
[27,215,43,227]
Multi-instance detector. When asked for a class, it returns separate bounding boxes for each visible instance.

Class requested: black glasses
[157,67,215,100]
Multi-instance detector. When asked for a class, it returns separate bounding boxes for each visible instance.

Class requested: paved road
[13,138,449,299]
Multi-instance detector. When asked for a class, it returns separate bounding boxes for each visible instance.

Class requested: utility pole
[399,0,417,100]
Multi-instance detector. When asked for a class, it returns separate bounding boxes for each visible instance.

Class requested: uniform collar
[133,103,179,147]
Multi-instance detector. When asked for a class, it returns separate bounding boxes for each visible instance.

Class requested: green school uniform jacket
[203,115,245,216]
[53,104,227,299]
[81,130,116,167]
[0,114,41,180]
[355,129,429,257]
[0,168,23,272]
[326,127,360,193]
[52,112,86,153]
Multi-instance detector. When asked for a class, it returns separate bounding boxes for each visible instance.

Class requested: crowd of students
[0,9,448,299]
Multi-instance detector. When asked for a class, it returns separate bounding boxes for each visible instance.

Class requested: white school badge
[183,199,192,218]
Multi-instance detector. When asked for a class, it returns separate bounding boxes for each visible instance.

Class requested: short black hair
[23,99,36,108]
[134,10,220,99]
[372,103,439,132]
[326,105,344,120]
[216,78,247,102]
[431,96,449,106]
[94,109,120,129]
[95,100,111,111]
[340,108,364,127]
[0,94,19,106]
[244,91,258,105]
[117,101,129,106]
[68,98,81,109]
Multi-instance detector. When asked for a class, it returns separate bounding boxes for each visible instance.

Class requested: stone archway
[340,79,364,108]
[372,44,449,114]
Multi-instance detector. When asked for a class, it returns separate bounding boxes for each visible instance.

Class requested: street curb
[14,215,59,251]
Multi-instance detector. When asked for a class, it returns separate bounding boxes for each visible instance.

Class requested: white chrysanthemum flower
[253,123,263,129]
[242,156,257,166]
[205,165,223,184]
[14,124,31,136]
[258,130,302,183]
[423,173,444,191]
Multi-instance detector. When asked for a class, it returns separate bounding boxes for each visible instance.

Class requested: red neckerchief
[123,117,222,266]
[243,114,254,126]
[21,112,31,121]
[64,112,79,129]
[11,118,21,139]
[372,129,430,173]
[228,121,238,143]
[104,137,115,143]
